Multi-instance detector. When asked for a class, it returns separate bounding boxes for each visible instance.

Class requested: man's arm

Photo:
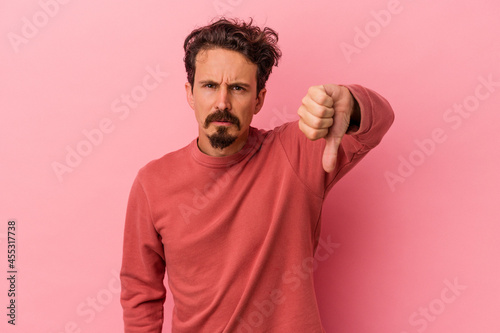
[120,176,166,333]
[297,83,394,173]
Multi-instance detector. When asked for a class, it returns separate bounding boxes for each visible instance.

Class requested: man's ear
[185,82,195,110]
[254,88,267,115]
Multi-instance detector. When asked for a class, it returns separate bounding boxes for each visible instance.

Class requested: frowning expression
[185,48,266,156]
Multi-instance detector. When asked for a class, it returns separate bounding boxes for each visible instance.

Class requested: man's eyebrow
[230,82,251,88]
[199,80,251,88]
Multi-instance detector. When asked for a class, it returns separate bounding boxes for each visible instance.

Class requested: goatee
[207,126,237,150]
[204,109,241,150]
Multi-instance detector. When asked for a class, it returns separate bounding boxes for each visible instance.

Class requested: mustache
[204,109,241,129]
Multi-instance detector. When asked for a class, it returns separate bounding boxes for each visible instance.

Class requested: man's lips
[212,120,234,125]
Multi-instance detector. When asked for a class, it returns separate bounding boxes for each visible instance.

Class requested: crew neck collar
[190,126,264,168]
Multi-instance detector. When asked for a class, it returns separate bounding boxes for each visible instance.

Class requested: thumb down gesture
[297,84,360,173]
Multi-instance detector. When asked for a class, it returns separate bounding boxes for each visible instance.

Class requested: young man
[120,17,394,332]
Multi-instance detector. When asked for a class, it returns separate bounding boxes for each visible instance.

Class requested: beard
[207,126,238,150]
[204,109,241,150]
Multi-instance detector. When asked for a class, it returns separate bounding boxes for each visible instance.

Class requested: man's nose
[216,86,231,110]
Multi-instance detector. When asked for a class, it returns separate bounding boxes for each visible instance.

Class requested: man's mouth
[212,120,234,125]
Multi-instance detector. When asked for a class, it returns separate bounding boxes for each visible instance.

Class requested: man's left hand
[297,84,360,173]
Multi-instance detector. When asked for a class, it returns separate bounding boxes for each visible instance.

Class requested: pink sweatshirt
[120,84,395,332]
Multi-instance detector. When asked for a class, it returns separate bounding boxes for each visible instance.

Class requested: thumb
[322,127,338,173]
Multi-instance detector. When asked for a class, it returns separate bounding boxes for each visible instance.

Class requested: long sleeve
[342,84,395,151]
[120,175,166,332]
[323,84,395,190]
[277,84,395,197]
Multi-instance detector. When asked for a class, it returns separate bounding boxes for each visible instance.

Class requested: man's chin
[207,129,238,150]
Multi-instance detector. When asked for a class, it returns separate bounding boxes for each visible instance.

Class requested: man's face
[185,48,266,156]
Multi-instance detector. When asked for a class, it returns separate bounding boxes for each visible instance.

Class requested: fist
[297,84,357,173]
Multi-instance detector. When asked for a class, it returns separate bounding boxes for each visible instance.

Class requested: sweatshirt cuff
[341,83,395,149]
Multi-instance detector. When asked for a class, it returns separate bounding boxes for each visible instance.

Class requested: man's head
[183,17,282,156]
[184,17,282,98]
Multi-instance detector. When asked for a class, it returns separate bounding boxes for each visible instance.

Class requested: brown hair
[183,17,282,96]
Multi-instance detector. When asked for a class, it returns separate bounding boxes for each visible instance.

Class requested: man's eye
[233,86,244,91]
[205,84,214,88]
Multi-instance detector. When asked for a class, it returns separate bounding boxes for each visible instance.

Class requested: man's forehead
[195,48,257,82]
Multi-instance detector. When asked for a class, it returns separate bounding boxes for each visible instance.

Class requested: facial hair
[204,109,241,150]
[207,126,237,150]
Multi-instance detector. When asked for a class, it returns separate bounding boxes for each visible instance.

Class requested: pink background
[1,0,499,332]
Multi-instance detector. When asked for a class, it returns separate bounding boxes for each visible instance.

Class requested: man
[120,17,394,332]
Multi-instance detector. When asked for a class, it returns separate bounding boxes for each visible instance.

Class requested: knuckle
[297,105,304,116]
[310,129,325,141]
[312,117,323,129]
[301,125,318,141]
[318,107,329,118]
[318,94,328,105]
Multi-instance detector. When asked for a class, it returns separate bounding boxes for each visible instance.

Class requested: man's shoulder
[246,120,302,155]
[136,140,193,180]
[268,120,302,145]
[254,120,299,141]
